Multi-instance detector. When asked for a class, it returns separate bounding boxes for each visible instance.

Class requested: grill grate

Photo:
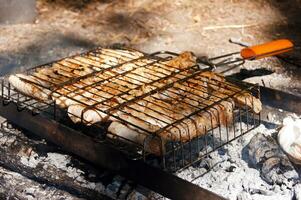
[0,47,260,172]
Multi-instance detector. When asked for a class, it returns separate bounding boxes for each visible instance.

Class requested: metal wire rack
[0,47,261,172]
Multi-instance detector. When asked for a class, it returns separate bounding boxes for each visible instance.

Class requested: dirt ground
[0,0,301,85]
[0,0,301,95]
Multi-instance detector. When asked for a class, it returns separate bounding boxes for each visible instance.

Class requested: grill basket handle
[240,39,293,60]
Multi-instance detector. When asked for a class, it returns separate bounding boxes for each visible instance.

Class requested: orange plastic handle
[240,39,293,60]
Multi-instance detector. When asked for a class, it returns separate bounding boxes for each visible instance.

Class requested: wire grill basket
[0,47,260,172]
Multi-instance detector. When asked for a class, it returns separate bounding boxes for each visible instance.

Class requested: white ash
[177,123,300,200]
[245,73,291,88]
[294,184,301,200]
[266,112,282,125]
[20,150,41,168]
[44,153,85,180]
[245,72,301,96]
[19,150,105,192]
[0,166,82,200]
[10,112,300,200]
[41,153,109,194]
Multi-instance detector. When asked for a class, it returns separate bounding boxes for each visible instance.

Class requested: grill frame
[0,47,261,172]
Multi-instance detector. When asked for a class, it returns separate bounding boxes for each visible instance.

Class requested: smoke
[0,0,36,24]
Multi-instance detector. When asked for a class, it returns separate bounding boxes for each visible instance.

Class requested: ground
[1,0,301,93]
[0,0,301,199]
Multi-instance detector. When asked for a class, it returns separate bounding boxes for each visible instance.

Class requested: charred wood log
[246,132,299,185]
[0,166,82,200]
[0,121,143,200]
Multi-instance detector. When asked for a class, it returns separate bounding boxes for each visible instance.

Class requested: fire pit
[1,1,301,199]
[0,38,300,199]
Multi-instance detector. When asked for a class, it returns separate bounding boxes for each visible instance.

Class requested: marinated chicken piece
[107,97,233,155]
[165,51,197,69]
[108,121,164,156]
[198,71,262,113]
[113,98,233,140]
[8,74,51,101]
[9,48,144,102]
[65,52,198,124]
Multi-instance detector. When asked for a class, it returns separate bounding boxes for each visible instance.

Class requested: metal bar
[0,97,225,200]
[208,52,240,61]
[259,86,301,114]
